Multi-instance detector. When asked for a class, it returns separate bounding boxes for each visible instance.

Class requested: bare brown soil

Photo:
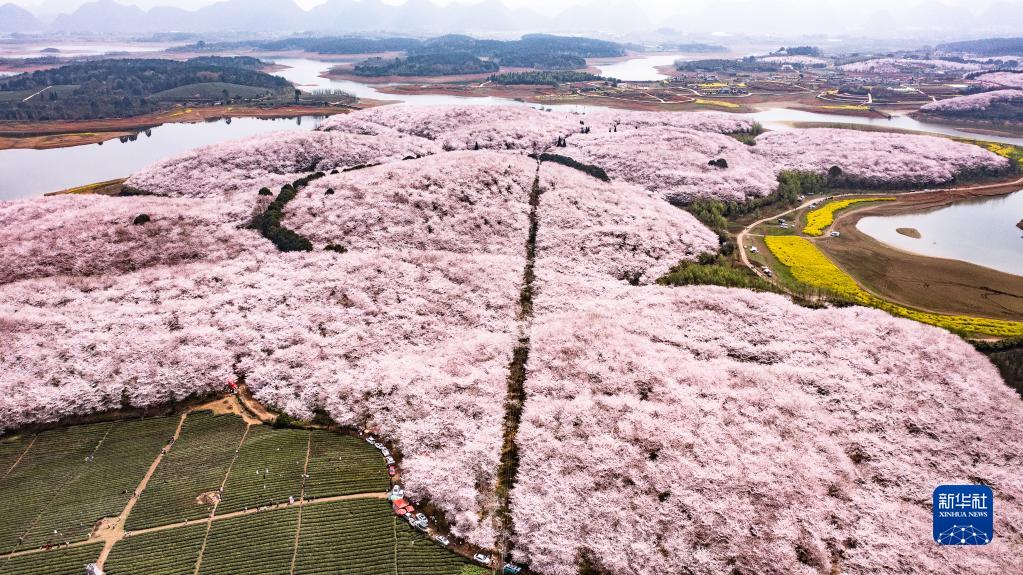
[819,186,1023,321]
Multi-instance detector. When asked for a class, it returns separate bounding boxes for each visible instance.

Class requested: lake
[856,190,1023,276]
[591,53,682,81]
[2,56,1022,200]
[0,116,325,200]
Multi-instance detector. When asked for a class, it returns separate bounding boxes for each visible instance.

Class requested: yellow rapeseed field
[764,236,1023,337]
[694,99,741,108]
[802,198,894,236]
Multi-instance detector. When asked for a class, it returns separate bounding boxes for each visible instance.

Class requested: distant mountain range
[2,0,1023,38]
[1,0,560,34]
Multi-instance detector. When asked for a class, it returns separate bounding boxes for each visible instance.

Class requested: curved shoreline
[820,186,1023,322]
[0,104,362,150]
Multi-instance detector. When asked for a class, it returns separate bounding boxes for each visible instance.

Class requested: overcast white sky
[8,0,1013,20]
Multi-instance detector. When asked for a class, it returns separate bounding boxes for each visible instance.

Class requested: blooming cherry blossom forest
[2,105,1020,574]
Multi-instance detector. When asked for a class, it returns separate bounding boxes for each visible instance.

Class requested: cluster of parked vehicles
[367,434,523,574]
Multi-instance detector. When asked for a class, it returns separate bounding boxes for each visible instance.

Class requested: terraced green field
[21,418,180,549]
[1,412,472,575]
[0,423,113,553]
[218,427,309,514]
[0,435,32,475]
[199,507,300,575]
[0,542,102,575]
[293,499,395,575]
[304,431,390,500]
[106,524,206,575]
[125,412,248,530]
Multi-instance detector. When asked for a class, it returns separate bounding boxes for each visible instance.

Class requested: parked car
[385,456,395,465]
[473,553,492,565]
[387,465,397,476]
[366,435,376,443]
[762,267,773,277]
[749,246,758,254]
[380,447,391,457]
[390,485,403,497]
[433,535,450,546]
[503,564,523,574]
[830,231,841,237]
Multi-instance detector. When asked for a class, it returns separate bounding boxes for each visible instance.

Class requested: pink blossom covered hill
[562,127,779,202]
[319,105,583,152]
[122,129,442,214]
[318,105,756,154]
[752,128,1010,185]
[579,108,754,133]
[0,143,718,550]
[839,58,983,74]
[976,72,1023,89]
[283,152,536,254]
[2,106,1021,575]
[920,89,1023,113]
[513,276,1023,575]
[0,194,262,284]
[0,248,523,547]
[535,164,718,283]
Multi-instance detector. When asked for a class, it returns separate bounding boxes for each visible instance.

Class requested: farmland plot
[125,412,248,530]
[105,524,206,575]
[21,417,179,548]
[0,435,33,477]
[303,432,389,500]
[0,542,102,575]
[217,427,309,514]
[293,499,395,575]
[0,423,113,553]
[395,524,472,575]
[198,507,300,575]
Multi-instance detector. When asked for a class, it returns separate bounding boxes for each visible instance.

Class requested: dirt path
[288,432,313,575]
[21,86,50,103]
[192,423,251,575]
[200,393,265,425]
[237,384,277,425]
[94,412,188,569]
[1,491,388,562]
[2,434,37,479]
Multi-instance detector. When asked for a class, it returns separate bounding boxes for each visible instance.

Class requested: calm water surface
[856,190,1023,276]
[0,116,324,200]
[2,56,1022,200]
[591,53,682,81]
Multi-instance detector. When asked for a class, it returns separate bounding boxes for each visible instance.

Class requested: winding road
[735,175,1023,293]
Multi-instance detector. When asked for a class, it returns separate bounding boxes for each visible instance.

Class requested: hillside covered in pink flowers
[918,90,1023,124]
[2,105,1021,575]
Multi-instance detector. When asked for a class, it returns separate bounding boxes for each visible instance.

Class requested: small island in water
[897,227,922,239]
